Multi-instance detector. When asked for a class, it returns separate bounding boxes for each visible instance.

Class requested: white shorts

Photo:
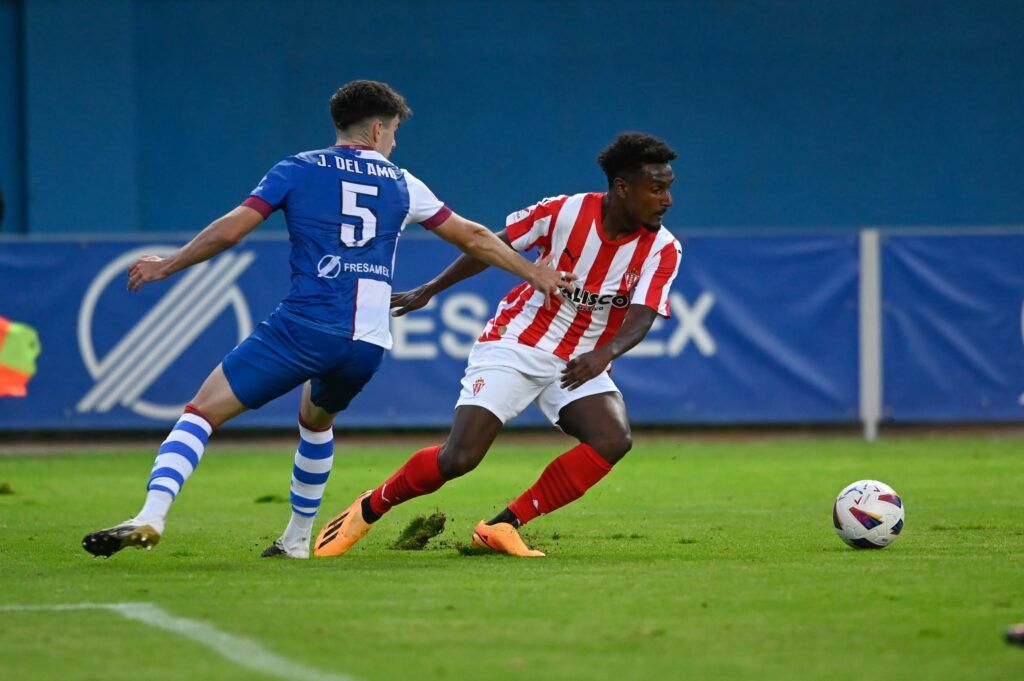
[455,341,620,426]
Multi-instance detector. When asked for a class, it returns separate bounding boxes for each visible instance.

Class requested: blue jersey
[243,145,451,349]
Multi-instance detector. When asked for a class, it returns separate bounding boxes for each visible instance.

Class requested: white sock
[281,513,315,549]
[135,490,172,534]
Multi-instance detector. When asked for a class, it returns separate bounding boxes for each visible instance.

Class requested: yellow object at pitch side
[0,316,41,397]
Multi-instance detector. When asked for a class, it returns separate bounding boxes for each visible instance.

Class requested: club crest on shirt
[472,377,486,396]
[621,269,641,293]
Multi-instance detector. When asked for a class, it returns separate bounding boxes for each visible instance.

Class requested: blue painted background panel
[0,232,860,429]
[882,234,1024,421]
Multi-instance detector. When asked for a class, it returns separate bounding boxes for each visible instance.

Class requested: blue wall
[0,0,24,233]
[1,0,1023,234]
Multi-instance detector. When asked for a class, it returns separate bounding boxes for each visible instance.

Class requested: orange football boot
[471,520,545,557]
[313,491,373,557]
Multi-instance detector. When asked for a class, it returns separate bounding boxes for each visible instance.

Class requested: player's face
[623,164,675,231]
[375,116,400,157]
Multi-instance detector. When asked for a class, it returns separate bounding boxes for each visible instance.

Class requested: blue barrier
[881,233,1024,421]
[0,233,859,429]
[0,231,1020,429]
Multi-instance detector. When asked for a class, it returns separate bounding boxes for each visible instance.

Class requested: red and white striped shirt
[479,192,682,361]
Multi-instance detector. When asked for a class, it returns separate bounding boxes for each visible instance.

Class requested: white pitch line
[0,602,359,681]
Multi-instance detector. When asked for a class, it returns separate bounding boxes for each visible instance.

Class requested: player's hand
[127,255,171,292]
[390,285,435,317]
[531,251,576,309]
[560,346,613,391]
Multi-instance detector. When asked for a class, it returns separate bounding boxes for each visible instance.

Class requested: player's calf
[264,418,334,559]
[502,442,614,528]
[363,444,446,522]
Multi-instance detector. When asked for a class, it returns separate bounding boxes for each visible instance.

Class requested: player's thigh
[308,340,384,415]
[437,405,505,478]
[189,363,247,427]
[442,359,546,477]
[542,379,633,464]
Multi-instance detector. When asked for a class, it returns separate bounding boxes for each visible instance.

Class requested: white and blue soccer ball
[832,480,905,549]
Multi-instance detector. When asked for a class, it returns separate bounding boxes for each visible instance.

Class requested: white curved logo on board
[76,247,255,420]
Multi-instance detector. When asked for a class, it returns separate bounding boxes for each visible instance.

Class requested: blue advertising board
[0,233,861,429]
[881,233,1024,421]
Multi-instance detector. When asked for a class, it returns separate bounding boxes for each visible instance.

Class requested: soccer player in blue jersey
[82,80,572,559]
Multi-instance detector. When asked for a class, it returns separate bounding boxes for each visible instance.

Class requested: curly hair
[329,80,412,131]
[597,132,677,184]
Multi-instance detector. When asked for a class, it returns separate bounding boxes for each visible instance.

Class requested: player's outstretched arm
[391,227,516,316]
[426,212,574,308]
[560,305,659,390]
[127,206,264,292]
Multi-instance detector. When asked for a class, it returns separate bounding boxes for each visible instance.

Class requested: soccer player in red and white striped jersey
[481,189,679,359]
[315,132,681,558]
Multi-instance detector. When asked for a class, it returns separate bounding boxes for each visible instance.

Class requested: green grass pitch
[1,436,1023,680]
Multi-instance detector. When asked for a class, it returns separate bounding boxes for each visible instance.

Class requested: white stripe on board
[0,602,358,681]
[77,255,238,412]
[99,252,255,411]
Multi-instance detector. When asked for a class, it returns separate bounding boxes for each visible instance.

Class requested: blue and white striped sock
[136,409,213,532]
[281,422,334,548]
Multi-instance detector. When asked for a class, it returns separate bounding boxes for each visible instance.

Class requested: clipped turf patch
[391,511,446,550]
[0,481,14,495]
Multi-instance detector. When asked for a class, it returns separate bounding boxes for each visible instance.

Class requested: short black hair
[329,80,412,131]
[597,132,677,185]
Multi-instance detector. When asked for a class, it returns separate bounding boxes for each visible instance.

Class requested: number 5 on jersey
[340,181,379,247]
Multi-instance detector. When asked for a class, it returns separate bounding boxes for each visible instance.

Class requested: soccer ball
[832,480,904,549]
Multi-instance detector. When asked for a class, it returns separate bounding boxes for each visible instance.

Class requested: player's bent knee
[588,431,633,465]
[188,365,248,428]
[437,444,485,479]
[298,404,335,431]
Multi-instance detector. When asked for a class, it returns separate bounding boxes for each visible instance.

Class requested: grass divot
[391,512,446,550]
